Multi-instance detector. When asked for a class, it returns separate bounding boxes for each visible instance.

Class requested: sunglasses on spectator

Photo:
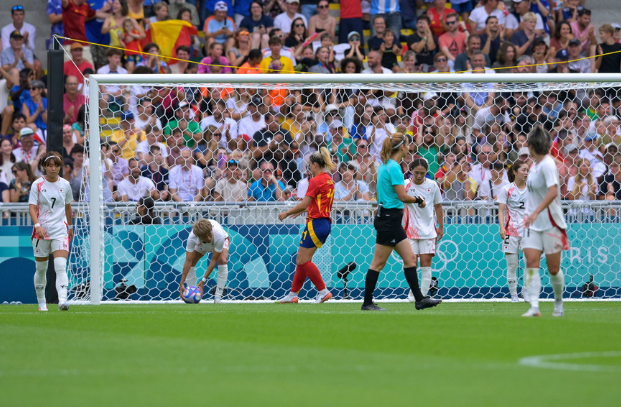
[30,87,39,91]
[239,31,249,36]
[358,144,368,148]
[318,4,329,9]
[446,21,457,25]
[295,24,305,28]
[12,170,18,174]
[12,5,24,11]
[213,133,222,137]
[436,58,447,62]
[112,149,120,153]
[349,37,360,41]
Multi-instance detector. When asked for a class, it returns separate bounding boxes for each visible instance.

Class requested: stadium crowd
[1,0,621,207]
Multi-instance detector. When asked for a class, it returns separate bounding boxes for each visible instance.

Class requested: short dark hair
[149,144,162,154]
[268,36,282,46]
[577,8,591,17]
[175,45,191,56]
[527,124,552,155]
[106,48,123,58]
[12,112,26,122]
[418,15,431,25]
[409,158,429,172]
[248,48,263,60]
[70,144,84,156]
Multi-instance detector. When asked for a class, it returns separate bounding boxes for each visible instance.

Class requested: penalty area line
[519,351,621,373]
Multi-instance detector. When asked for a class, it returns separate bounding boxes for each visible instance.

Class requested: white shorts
[409,238,436,255]
[502,235,522,254]
[522,227,569,255]
[32,237,69,258]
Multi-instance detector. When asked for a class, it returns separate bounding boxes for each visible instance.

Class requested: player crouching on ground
[522,125,570,317]
[29,152,74,312]
[403,158,443,302]
[179,219,230,304]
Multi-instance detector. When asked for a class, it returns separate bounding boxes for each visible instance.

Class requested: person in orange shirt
[237,49,263,74]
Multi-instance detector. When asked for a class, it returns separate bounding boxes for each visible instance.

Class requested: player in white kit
[402,159,444,302]
[497,160,530,303]
[179,218,230,303]
[28,152,74,312]
[522,125,569,317]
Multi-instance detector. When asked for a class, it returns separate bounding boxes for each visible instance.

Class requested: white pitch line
[519,351,621,373]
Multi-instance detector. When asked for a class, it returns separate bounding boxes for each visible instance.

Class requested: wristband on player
[415,196,424,205]
[34,223,41,228]
[68,225,73,230]
[200,277,208,284]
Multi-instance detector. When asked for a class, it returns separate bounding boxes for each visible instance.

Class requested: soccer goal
[73,73,621,304]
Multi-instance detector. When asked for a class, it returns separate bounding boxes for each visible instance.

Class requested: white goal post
[83,73,621,304]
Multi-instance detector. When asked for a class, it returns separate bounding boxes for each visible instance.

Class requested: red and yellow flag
[141,20,198,64]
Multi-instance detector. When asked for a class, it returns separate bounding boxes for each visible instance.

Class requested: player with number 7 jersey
[277,148,336,304]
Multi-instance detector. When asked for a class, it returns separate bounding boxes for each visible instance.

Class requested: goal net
[70,73,621,303]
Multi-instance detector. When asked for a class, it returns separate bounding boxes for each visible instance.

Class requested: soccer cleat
[38,303,48,312]
[522,290,530,303]
[415,296,442,310]
[315,291,332,304]
[58,303,69,311]
[553,302,564,317]
[214,296,222,304]
[407,290,416,303]
[511,295,520,303]
[276,296,299,304]
[522,307,541,317]
[361,303,387,311]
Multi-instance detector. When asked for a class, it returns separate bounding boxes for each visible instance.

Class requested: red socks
[291,261,327,292]
[291,264,307,293]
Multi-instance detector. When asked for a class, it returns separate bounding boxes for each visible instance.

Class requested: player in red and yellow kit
[277,147,337,304]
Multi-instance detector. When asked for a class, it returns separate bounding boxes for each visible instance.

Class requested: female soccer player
[29,152,74,312]
[522,125,569,317]
[277,147,336,304]
[497,160,530,303]
[362,133,442,311]
[180,218,230,303]
[403,158,443,302]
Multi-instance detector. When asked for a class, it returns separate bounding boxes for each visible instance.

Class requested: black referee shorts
[374,207,408,247]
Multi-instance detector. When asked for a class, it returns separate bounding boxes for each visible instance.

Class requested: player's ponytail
[309,147,336,172]
[380,132,406,164]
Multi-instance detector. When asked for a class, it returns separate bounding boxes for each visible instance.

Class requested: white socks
[420,267,432,297]
[506,254,518,297]
[215,264,228,298]
[34,261,48,304]
[54,257,68,304]
[186,267,197,287]
[550,270,564,303]
[525,267,541,309]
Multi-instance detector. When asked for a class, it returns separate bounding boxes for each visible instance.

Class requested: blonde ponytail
[380,132,406,164]
[309,146,337,171]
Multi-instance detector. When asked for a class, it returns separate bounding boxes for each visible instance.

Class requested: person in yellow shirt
[259,36,295,73]
[110,111,145,161]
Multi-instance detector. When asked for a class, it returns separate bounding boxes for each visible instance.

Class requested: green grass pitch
[1,302,620,407]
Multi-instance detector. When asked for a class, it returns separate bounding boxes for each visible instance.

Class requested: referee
[361,133,443,311]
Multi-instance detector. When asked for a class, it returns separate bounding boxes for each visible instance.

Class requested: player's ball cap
[585,131,598,141]
[214,1,228,11]
[249,95,262,106]
[121,111,135,121]
[423,91,438,101]
[533,37,546,46]
[10,30,23,39]
[518,147,530,156]
[612,23,621,30]
[226,159,239,167]
[286,0,300,3]
[329,119,343,129]
[348,31,360,40]
[19,127,34,137]
[325,104,339,114]
[555,49,569,61]
[70,42,84,50]
[568,38,582,46]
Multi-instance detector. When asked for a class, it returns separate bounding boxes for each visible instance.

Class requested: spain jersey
[305,172,335,222]
[28,177,73,240]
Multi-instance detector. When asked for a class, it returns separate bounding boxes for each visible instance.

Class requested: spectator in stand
[378,30,402,73]
[63,76,85,125]
[97,49,127,112]
[136,125,168,164]
[442,155,476,201]
[550,20,574,57]
[472,96,510,139]
[145,2,169,30]
[308,46,335,74]
[450,0,475,23]
[168,0,200,28]
[169,148,203,201]
[13,128,43,170]
[349,138,378,197]
[201,99,239,150]
[259,36,295,73]
[470,143,508,194]
[116,158,159,201]
[0,31,34,73]
[362,49,392,74]
[370,0,401,36]
[61,124,75,162]
[107,141,129,187]
[478,161,509,201]
[213,159,248,201]
[237,48,263,74]
[63,43,93,87]
[127,196,161,224]
[9,161,36,202]
[557,0,583,23]
[432,51,453,72]
[580,132,607,178]
[596,24,621,73]
[4,113,29,147]
[427,0,456,38]
[438,13,468,65]
[204,1,236,50]
[110,111,145,161]
[142,145,170,200]
[66,144,84,200]
[570,9,597,57]
[240,1,274,49]
[531,38,551,73]
[165,101,202,147]
[2,6,36,55]
[367,16,387,51]
[338,0,363,45]
[567,38,591,73]
[367,105,396,161]
[469,0,506,35]
[454,35,490,73]
[127,0,145,25]
[137,43,169,74]
[505,0,545,39]
[228,29,253,69]
[415,123,444,177]
[343,31,365,62]
[102,0,144,56]
[248,160,285,201]
[601,161,621,200]
[0,139,17,184]
[613,24,621,44]
[308,0,336,39]
[47,0,64,48]
[548,49,577,73]
[491,41,517,73]
[22,80,47,139]
[566,158,597,201]
[274,0,307,35]
[61,0,109,66]
[480,16,504,65]
[168,46,190,75]
[334,163,370,201]
[511,12,544,58]
[198,42,233,74]
[238,95,266,139]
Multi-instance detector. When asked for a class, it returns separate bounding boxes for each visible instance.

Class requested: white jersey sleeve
[402,179,440,240]
[29,177,73,240]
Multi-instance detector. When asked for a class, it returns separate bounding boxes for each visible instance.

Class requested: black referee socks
[404,267,424,302]
[363,269,380,305]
